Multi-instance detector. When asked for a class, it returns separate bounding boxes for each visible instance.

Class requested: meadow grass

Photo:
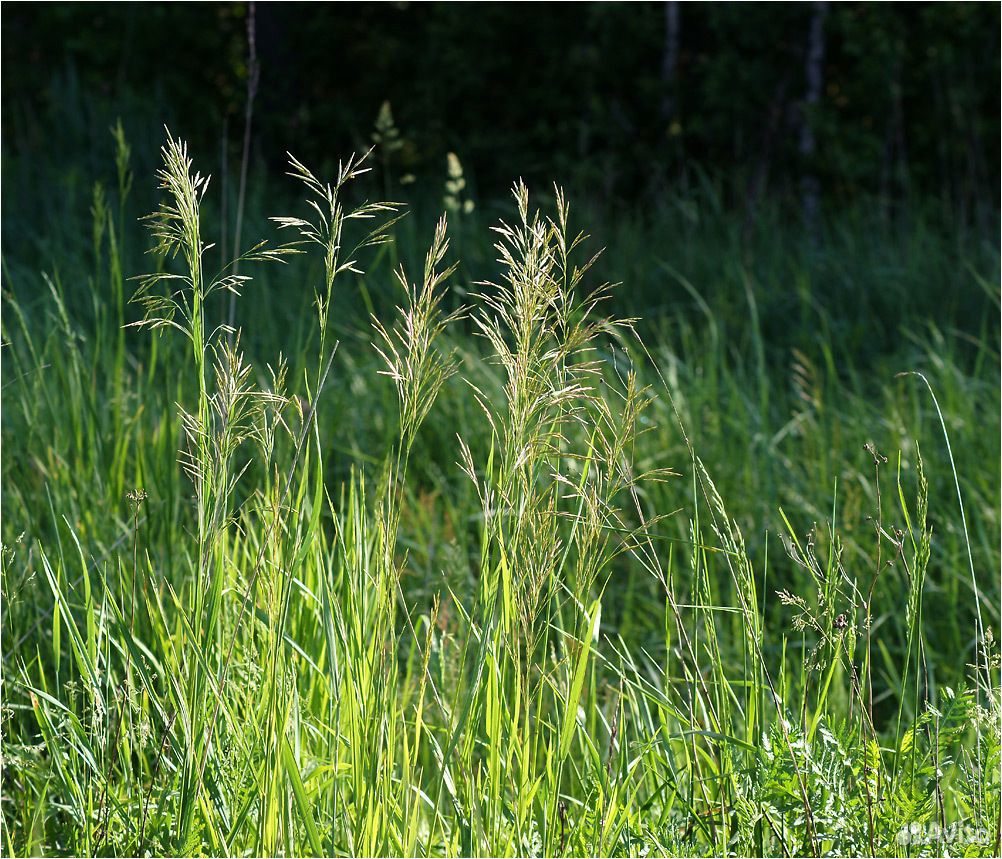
[1,132,999,857]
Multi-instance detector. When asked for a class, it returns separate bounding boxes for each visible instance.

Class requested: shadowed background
[3,3,999,211]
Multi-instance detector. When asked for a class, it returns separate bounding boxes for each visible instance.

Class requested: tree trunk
[800,1,827,241]
[660,1,680,123]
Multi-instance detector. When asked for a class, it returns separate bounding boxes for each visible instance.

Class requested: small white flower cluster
[444,153,475,215]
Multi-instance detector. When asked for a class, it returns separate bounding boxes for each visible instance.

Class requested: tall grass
[1,133,999,857]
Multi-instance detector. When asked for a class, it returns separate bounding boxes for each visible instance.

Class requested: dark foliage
[2,2,999,213]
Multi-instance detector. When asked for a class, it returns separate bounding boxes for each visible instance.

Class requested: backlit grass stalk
[132,133,293,847]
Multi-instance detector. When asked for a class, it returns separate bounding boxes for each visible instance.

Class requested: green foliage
[1,130,999,858]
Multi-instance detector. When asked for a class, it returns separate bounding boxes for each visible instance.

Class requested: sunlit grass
[1,132,999,857]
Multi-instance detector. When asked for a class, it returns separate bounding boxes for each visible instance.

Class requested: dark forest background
[3,2,999,224]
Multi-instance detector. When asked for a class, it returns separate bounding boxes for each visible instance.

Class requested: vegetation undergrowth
[1,131,999,857]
